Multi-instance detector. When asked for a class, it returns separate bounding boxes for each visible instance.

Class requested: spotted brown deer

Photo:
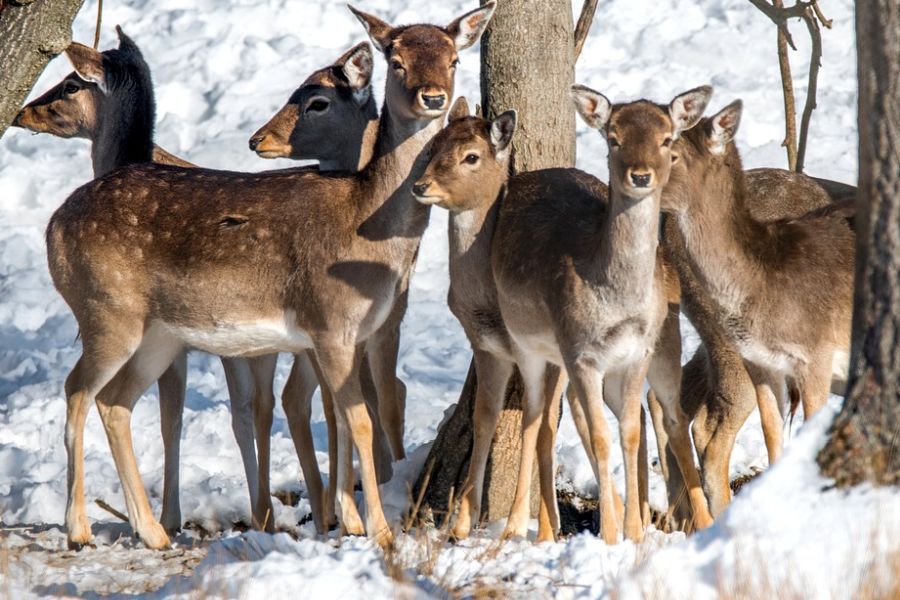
[16,30,396,539]
[491,85,715,543]
[46,2,495,549]
[655,100,854,506]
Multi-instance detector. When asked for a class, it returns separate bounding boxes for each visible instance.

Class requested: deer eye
[306,99,330,113]
[450,58,460,69]
[391,59,405,72]
[64,82,80,95]
[463,153,479,165]
[662,137,673,148]
[608,137,621,149]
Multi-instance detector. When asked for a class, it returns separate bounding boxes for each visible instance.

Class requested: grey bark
[0,0,85,140]
[415,0,578,524]
[818,0,900,486]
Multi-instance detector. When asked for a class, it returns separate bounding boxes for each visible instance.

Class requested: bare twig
[796,6,823,172]
[773,0,799,170]
[95,498,129,523]
[93,0,103,49]
[573,0,599,63]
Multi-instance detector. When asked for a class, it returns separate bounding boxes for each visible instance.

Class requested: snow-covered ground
[2,0,896,597]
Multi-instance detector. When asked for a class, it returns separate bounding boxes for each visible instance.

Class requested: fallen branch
[95,498,129,523]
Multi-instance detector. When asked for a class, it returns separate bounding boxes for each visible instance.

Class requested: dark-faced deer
[656,101,854,497]
[248,41,400,534]
[46,2,494,550]
[488,86,714,544]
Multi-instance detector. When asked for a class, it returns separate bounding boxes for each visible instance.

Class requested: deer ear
[115,25,142,57]
[447,1,496,50]
[708,100,743,155]
[339,42,374,101]
[448,96,470,122]
[490,110,517,153]
[570,84,611,131]
[347,5,393,52]
[669,85,713,138]
[65,42,107,94]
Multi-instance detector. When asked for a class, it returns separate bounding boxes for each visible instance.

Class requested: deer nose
[11,110,24,128]
[630,171,652,188]
[249,133,265,152]
[420,93,446,111]
[413,181,431,197]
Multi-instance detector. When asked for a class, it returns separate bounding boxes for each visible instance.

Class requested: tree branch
[573,0,599,63]
[796,6,824,172]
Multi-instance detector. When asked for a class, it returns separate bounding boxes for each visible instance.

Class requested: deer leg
[157,352,186,535]
[94,326,183,550]
[314,341,391,546]
[220,357,260,523]
[747,364,785,465]
[567,381,626,530]
[65,330,140,550]
[451,350,512,540]
[536,365,565,543]
[503,354,547,540]
[281,352,327,534]
[309,353,339,529]
[637,404,650,528]
[796,352,834,420]
[359,352,393,484]
[365,320,407,461]
[567,361,618,545]
[248,354,278,532]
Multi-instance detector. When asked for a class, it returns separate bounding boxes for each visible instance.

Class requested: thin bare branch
[811,0,833,28]
[92,0,102,49]
[573,0,599,62]
[796,7,823,172]
[772,0,799,170]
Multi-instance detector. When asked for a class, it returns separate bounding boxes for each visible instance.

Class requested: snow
[1,0,896,597]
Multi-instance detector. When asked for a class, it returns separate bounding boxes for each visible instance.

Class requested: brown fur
[661,102,854,508]
[47,2,496,550]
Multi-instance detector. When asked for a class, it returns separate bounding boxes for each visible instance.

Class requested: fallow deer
[248,41,400,533]
[18,29,399,541]
[660,169,855,519]
[13,28,285,538]
[658,101,853,494]
[46,2,495,549]
[490,86,715,543]
[415,89,714,544]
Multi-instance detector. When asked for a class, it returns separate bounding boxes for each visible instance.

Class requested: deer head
[412,96,516,211]
[349,2,495,121]
[14,27,152,141]
[660,100,744,214]
[571,84,712,200]
[248,42,378,161]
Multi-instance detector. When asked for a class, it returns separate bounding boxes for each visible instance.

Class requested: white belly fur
[161,310,313,356]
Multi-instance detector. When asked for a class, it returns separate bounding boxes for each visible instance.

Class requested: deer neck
[673,159,768,310]
[319,103,379,172]
[597,186,662,301]
[448,185,505,293]
[354,103,442,239]
[91,90,154,178]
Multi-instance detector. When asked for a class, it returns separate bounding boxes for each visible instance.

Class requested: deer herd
[10,2,856,552]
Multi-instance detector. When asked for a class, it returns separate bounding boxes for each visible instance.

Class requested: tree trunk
[817,0,900,486]
[0,0,85,140]
[415,0,577,524]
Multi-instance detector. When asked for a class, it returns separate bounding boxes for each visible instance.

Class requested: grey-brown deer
[414,89,713,543]
[46,2,495,550]
[655,100,854,498]
[492,85,714,543]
